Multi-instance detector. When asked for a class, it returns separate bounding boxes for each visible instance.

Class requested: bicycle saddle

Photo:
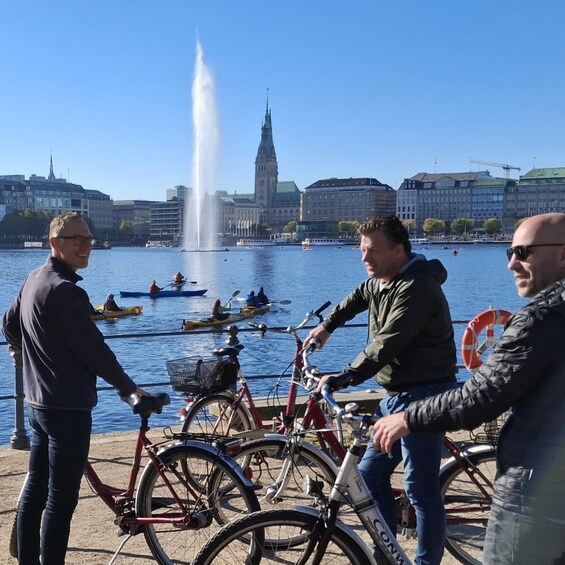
[127,392,171,415]
[212,344,244,357]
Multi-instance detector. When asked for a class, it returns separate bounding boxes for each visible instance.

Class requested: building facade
[85,189,113,233]
[301,177,396,223]
[504,168,565,231]
[113,200,157,241]
[396,171,511,233]
[149,200,184,243]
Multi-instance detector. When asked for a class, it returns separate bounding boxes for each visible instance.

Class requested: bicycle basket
[166,356,237,394]
[469,413,506,445]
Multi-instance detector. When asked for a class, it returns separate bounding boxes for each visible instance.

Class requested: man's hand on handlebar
[304,326,331,351]
[316,371,355,393]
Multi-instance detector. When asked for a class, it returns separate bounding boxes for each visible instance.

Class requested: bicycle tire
[233,437,337,509]
[192,508,373,565]
[136,443,260,565]
[441,449,497,565]
[181,392,254,437]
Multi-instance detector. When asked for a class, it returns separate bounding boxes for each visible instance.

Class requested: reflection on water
[0,245,524,444]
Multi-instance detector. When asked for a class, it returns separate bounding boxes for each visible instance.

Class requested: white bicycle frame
[316,385,414,565]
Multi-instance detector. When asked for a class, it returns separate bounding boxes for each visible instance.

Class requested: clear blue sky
[2,0,564,201]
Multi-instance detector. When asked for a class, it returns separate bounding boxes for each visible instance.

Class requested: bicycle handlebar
[248,301,331,336]
[301,346,378,428]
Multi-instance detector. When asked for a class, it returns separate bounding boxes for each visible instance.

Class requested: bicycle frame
[83,404,198,530]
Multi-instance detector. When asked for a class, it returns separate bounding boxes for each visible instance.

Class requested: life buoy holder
[461,308,512,373]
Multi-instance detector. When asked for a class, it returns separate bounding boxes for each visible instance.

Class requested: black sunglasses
[506,243,564,261]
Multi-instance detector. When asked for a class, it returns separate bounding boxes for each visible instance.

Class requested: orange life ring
[461,308,512,373]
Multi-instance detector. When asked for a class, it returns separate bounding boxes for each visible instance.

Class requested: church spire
[254,93,279,217]
[48,152,56,180]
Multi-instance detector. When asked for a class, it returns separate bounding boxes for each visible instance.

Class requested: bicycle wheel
[136,443,260,565]
[181,392,253,437]
[233,437,337,509]
[441,449,497,565]
[192,509,373,565]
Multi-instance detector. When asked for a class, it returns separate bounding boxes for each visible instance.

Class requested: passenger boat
[91,305,143,320]
[182,303,270,331]
[236,239,274,247]
[119,289,207,298]
[301,238,344,249]
[409,238,429,245]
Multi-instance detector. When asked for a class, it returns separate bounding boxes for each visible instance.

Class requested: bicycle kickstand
[108,533,134,565]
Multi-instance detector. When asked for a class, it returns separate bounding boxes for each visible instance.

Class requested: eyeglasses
[57,236,95,247]
[506,243,564,261]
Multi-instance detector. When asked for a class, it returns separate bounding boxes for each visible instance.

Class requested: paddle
[162,280,198,290]
[223,290,240,309]
[269,299,292,305]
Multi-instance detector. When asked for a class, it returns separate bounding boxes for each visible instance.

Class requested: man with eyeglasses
[372,213,565,564]
[2,211,147,565]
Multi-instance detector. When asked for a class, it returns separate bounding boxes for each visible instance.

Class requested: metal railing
[1,321,470,450]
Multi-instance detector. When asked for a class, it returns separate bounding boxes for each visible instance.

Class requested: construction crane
[470,159,521,178]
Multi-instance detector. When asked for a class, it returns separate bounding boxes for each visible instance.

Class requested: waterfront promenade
[0,393,469,565]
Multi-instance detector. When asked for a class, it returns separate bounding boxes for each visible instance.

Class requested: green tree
[483,218,502,234]
[402,220,416,235]
[515,218,527,229]
[338,220,360,235]
[450,218,475,235]
[422,218,445,235]
[0,209,53,239]
[283,221,296,234]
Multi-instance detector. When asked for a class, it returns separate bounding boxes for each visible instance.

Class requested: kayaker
[173,272,185,284]
[104,294,121,312]
[211,298,231,321]
[149,280,162,293]
[245,290,261,308]
[256,287,269,305]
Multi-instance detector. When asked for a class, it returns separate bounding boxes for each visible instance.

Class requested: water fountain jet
[184,40,219,252]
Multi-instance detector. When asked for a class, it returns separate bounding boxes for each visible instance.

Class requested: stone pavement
[0,400,467,564]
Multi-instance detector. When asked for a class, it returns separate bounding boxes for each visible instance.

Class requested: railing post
[11,352,30,450]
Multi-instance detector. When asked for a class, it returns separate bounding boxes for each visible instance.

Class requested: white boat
[236,239,275,247]
[23,241,45,248]
[409,238,429,245]
[301,238,344,249]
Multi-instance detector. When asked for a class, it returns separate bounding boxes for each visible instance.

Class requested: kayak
[119,289,208,298]
[240,303,271,316]
[182,312,247,330]
[91,305,143,320]
[182,303,271,331]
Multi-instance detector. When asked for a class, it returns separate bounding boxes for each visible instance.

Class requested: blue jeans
[358,382,458,565]
[18,407,92,565]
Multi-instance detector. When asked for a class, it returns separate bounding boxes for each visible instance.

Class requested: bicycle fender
[261,433,340,473]
[141,442,258,490]
[293,505,376,563]
[439,443,496,477]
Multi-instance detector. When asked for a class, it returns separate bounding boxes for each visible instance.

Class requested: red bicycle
[10,393,260,564]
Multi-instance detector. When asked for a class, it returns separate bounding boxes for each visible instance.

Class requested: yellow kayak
[92,305,143,320]
[182,303,270,331]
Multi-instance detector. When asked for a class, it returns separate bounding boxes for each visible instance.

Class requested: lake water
[0,243,524,445]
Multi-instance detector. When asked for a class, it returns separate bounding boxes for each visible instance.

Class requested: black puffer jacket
[406,279,565,519]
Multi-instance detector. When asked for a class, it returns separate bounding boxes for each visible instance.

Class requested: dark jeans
[483,501,565,564]
[358,382,458,565]
[18,407,92,565]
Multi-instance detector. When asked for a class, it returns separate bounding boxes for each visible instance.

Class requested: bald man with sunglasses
[373,213,565,564]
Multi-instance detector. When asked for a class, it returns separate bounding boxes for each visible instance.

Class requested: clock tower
[254,97,278,224]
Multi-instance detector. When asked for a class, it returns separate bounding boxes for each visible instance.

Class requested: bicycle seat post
[225,325,240,346]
